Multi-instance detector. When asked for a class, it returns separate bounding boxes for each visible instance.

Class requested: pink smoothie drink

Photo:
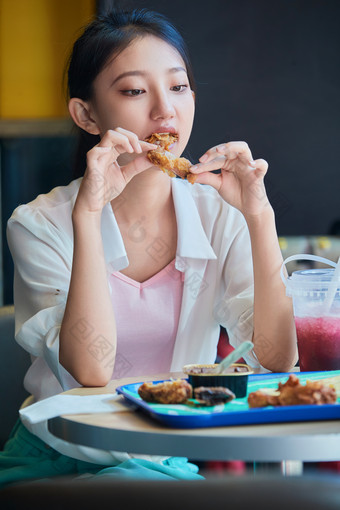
[295,316,340,371]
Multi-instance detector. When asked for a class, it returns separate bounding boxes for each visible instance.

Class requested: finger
[199,145,225,164]
[115,127,158,154]
[253,158,268,177]
[193,170,222,190]
[115,127,143,153]
[120,153,154,182]
[140,140,158,152]
[216,141,253,163]
[101,128,158,156]
[200,141,253,165]
[98,129,137,155]
[190,156,226,174]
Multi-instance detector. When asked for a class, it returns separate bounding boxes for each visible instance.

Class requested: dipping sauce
[186,364,249,375]
[183,363,253,398]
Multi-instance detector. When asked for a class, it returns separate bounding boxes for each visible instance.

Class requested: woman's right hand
[74,127,156,214]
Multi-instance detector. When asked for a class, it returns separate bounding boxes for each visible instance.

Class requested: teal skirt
[0,420,203,488]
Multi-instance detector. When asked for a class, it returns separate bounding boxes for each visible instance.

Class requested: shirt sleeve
[213,214,260,368]
[7,203,79,390]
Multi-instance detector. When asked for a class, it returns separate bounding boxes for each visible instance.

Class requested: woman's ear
[68,98,100,135]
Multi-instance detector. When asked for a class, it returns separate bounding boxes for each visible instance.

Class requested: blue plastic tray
[116,370,340,428]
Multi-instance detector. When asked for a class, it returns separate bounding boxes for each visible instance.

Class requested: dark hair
[67,8,196,178]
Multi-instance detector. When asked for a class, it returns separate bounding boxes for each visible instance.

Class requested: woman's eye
[122,89,145,96]
[171,84,188,92]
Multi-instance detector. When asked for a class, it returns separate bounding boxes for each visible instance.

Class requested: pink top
[108,259,184,379]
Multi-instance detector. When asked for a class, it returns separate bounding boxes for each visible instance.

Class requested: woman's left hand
[190,141,270,218]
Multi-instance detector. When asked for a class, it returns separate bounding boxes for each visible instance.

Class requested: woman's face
[89,35,195,159]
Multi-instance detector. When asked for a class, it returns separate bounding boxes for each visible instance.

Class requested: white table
[48,372,340,475]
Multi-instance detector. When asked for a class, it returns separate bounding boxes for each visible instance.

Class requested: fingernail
[190,165,198,172]
[199,154,208,163]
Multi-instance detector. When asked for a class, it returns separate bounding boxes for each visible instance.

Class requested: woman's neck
[111,171,174,224]
[110,171,178,282]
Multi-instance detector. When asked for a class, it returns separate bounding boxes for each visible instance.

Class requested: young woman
[1,8,297,485]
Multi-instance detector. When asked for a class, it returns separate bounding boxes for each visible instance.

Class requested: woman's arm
[59,128,156,386]
[245,206,297,371]
[190,141,297,372]
[59,210,116,387]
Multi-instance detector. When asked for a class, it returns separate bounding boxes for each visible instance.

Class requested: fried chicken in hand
[145,133,196,183]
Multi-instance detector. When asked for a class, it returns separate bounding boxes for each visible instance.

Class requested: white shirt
[7,177,259,464]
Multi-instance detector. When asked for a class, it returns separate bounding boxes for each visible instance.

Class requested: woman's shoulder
[7,179,82,241]
[9,178,81,223]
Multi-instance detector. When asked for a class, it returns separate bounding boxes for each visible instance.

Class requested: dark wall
[107,0,340,235]
[1,137,75,304]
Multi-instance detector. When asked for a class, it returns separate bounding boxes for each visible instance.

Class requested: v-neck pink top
[108,259,184,380]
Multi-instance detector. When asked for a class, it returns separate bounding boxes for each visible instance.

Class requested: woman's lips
[146,127,177,138]
[144,132,178,152]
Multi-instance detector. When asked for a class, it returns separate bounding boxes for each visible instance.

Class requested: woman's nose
[151,93,175,120]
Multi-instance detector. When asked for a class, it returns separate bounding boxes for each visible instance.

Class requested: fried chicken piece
[248,374,337,408]
[138,379,193,404]
[145,132,196,184]
[277,374,337,406]
[247,391,280,408]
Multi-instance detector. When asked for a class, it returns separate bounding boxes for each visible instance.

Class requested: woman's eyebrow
[168,66,187,74]
[112,70,146,85]
[111,66,187,86]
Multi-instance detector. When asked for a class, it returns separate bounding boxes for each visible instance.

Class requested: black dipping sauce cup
[183,363,253,398]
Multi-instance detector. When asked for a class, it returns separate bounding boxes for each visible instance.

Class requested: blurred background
[0,0,339,304]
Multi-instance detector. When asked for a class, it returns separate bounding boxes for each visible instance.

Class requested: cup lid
[290,268,335,281]
[286,268,340,296]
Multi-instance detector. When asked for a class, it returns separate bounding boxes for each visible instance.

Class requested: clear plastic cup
[282,254,340,371]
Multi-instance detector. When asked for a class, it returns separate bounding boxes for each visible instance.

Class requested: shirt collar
[101,179,217,272]
[172,179,217,265]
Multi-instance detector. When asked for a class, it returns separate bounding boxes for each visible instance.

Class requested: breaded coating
[248,374,337,408]
[145,132,196,183]
[247,391,280,408]
[138,379,193,404]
